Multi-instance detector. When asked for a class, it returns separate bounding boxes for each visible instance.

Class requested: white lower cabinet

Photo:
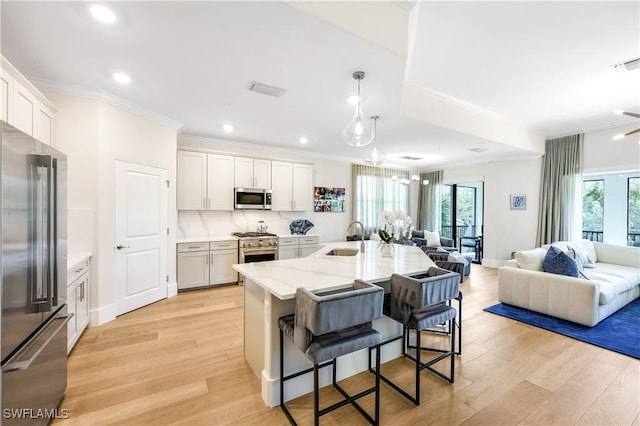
[209,241,238,285]
[177,240,238,290]
[67,257,90,353]
[278,235,319,259]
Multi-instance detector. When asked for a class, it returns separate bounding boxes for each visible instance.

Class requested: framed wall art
[313,187,345,212]
[510,194,526,210]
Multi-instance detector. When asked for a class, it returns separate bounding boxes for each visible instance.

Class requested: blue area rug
[484,298,640,359]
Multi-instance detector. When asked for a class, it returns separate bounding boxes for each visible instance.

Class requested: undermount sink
[326,248,359,256]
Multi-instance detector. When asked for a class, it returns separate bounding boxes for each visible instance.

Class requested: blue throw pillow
[543,246,579,278]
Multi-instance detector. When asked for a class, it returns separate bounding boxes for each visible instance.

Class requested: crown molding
[178,133,354,165]
[545,119,639,139]
[29,78,183,130]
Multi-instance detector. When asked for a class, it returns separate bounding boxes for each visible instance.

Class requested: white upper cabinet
[207,154,234,210]
[271,161,293,211]
[292,163,313,211]
[1,55,56,145]
[177,151,235,210]
[177,151,208,210]
[234,157,271,189]
[271,161,312,211]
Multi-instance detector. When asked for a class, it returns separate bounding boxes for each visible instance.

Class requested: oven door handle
[242,248,277,256]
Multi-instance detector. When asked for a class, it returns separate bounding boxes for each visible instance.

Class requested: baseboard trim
[89,303,117,326]
[167,282,178,298]
[480,258,503,268]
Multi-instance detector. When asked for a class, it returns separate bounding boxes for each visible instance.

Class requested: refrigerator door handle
[51,158,59,306]
[2,314,73,372]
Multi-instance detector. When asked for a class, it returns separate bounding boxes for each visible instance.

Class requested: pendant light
[364,116,386,165]
[342,71,375,147]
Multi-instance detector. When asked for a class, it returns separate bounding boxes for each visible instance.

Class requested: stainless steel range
[233,232,279,263]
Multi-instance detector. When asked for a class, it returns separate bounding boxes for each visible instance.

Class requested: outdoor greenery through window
[440,184,477,240]
[629,177,640,246]
[353,164,409,235]
[582,179,604,242]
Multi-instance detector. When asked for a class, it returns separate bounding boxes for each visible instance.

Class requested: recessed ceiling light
[112,72,130,84]
[299,137,308,144]
[90,5,116,24]
[223,124,234,132]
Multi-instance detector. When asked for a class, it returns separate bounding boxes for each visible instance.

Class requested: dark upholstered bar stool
[279,280,384,426]
[425,251,465,355]
[371,268,460,406]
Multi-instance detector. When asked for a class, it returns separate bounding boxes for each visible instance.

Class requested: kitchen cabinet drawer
[278,237,298,246]
[210,240,238,250]
[299,236,319,245]
[178,242,210,252]
[68,257,90,285]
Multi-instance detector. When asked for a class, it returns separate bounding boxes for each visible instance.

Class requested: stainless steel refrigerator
[1,121,70,425]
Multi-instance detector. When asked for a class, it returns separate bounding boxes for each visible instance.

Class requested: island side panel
[244,277,266,378]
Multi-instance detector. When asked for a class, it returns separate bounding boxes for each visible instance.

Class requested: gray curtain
[536,134,583,246]
[418,170,443,231]
[352,164,410,234]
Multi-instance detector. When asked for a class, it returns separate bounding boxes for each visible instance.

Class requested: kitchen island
[233,240,435,407]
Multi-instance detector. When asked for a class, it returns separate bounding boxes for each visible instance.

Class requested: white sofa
[498,240,640,326]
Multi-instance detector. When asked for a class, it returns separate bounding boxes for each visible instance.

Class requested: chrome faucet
[347,220,365,253]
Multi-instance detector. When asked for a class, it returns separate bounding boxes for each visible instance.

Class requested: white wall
[443,158,542,267]
[46,92,178,326]
[438,124,639,267]
[583,124,640,174]
[178,138,354,243]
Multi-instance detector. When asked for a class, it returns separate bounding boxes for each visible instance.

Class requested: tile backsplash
[177,210,347,242]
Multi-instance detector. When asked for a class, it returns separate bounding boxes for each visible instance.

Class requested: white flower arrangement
[378,210,414,244]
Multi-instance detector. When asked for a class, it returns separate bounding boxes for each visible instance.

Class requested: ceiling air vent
[469,147,488,153]
[399,155,422,161]
[248,81,286,97]
[613,57,640,73]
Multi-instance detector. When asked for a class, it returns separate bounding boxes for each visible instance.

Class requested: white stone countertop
[276,233,320,238]
[67,253,91,270]
[177,236,239,244]
[233,240,434,300]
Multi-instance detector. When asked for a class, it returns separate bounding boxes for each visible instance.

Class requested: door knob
[116,244,130,250]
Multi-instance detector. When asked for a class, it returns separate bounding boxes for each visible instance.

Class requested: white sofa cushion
[571,239,598,264]
[583,262,640,304]
[567,242,596,268]
[515,247,547,271]
[593,242,640,268]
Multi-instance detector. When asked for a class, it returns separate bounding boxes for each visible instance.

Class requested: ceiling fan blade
[622,111,640,119]
[624,128,640,137]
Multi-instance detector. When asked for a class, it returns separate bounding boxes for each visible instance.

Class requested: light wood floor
[55,265,640,425]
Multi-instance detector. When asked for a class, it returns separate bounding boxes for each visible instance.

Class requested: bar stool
[425,251,465,355]
[279,280,384,425]
[371,268,459,406]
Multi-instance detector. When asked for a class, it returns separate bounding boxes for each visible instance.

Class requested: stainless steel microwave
[234,188,272,210]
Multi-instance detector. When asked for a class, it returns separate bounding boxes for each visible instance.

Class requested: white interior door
[115,161,168,315]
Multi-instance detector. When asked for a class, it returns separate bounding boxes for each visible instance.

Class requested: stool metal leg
[415,327,421,406]
[314,364,320,426]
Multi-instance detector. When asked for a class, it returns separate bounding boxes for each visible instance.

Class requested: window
[353,164,409,234]
[582,179,604,242]
[441,184,479,241]
[440,185,452,238]
[628,177,640,246]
